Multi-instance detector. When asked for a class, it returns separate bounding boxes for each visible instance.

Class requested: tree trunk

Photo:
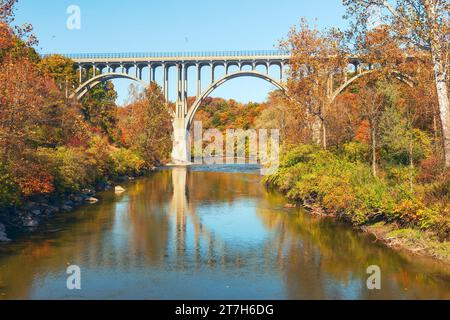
[425,0,450,167]
[433,66,450,167]
[311,115,322,145]
[372,125,377,177]
[409,132,414,191]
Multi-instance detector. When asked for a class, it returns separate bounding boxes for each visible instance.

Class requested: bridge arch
[71,72,147,100]
[330,69,415,104]
[184,70,287,131]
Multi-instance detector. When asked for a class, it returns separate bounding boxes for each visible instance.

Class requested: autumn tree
[343,0,450,166]
[118,82,172,166]
[281,19,348,149]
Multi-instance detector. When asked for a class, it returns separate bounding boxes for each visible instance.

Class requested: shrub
[342,141,369,162]
[0,161,20,208]
[37,147,93,194]
[110,148,145,177]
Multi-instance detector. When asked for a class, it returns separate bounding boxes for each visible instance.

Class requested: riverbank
[0,170,155,242]
[283,199,450,263]
[363,223,450,262]
[265,145,450,263]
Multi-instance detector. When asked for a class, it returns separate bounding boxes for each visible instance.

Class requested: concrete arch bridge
[55,50,409,163]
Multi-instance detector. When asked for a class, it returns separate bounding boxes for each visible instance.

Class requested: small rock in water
[61,205,73,212]
[85,197,99,203]
[23,217,39,228]
[45,206,60,215]
[115,186,126,194]
[284,203,297,208]
[72,196,83,203]
[30,209,42,216]
[64,200,75,207]
[0,223,10,242]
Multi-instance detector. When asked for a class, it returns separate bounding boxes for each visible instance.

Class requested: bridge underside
[71,52,289,164]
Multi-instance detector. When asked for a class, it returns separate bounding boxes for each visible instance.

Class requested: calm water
[0,165,449,300]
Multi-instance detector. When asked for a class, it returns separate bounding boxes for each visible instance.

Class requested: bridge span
[52,50,294,163]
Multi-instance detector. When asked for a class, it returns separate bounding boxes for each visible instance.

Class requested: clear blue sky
[15,0,348,105]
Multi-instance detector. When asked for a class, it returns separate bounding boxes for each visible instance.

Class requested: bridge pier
[171,117,191,164]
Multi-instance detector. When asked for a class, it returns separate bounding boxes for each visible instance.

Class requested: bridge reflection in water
[0,166,449,300]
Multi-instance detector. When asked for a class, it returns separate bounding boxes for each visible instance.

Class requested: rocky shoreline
[0,176,136,243]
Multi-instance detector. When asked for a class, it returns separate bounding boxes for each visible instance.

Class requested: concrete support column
[107,64,111,74]
[163,64,168,102]
[177,64,181,111]
[93,64,96,77]
[210,63,214,84]
[79,65,82,84]
[171,117,190,164]
[148,64,152,82]
[280,62,284,82]
[135,64,138,78]
[197,64,201,98]
[182,63,187,116]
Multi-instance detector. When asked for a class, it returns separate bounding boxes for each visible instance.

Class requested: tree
[0,0,37,61]
[281,19,348,148]
[357,80,390,176]
[118,82,172,166]
[81,81,119,142]
[343,0,450,166]
[39,54,77,97]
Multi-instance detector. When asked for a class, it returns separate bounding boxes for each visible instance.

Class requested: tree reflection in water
[0,165,449,299]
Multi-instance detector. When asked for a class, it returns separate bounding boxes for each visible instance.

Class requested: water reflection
[0,165,449,299]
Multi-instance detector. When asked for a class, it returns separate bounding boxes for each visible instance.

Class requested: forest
[0,0,172,231]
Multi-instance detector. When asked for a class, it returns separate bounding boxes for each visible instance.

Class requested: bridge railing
[42,50,290,60]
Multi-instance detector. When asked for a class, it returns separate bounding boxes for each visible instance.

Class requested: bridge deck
[45,50,290,63]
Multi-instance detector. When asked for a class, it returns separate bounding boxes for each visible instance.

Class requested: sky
[14,0,348,105]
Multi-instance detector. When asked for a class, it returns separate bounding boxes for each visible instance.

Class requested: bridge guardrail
[42,50,290,60]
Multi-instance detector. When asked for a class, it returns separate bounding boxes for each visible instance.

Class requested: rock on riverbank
[0,223,10,242]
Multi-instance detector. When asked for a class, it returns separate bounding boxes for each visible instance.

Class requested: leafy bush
[0,161,20,208]
[110,148,145,177]
[37,147,93,194]
[341,141,369,162]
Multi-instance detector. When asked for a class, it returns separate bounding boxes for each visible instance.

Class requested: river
[0,165,449,299]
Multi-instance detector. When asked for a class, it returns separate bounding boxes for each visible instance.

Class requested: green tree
[39,54,77,96]
[81,81,119,142]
